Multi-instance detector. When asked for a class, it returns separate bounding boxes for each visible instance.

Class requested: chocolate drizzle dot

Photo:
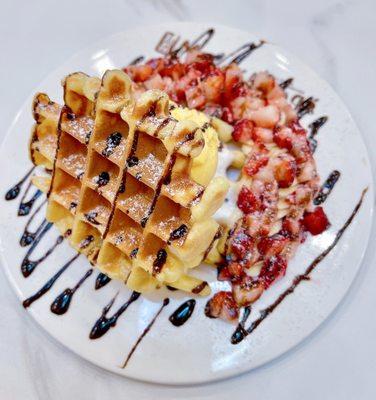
[84,212,100,225]
[191,281,208,294]
[96,171,110,187]
[168,224,188,243]
[95,273,111,290]
[127,156,139,167]
[314,170,341,205]
[130,248,139,259]
[153,249,167,274]
[119,182,125,193]
[102,132,122,157]
[169,299,196,327]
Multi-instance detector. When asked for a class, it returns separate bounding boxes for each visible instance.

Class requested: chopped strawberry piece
[232,119,254,143]
[227,262,245,281]
[231,231,252,259]
[259,255,287,289]
[146,57,166,72]
[257,234,289,257]
[237,186,259,214]
[249,105,280,129]
[232,276,264,306]
[273,155,297,188]
[289,119,306,136]
[252,127,274,144]
[217,264,232,281]
[127,64,154,82]
[251,71,275,94]
[205,291,239,322]
[202,70,225,103]
[302,207,330,235]
[221,107,234,124]
[160,62,186,80]
[281,217,301,237]
[185,85,206,110]
[273,126,293,150]
[244,153,269,176]
[189,60,214,78]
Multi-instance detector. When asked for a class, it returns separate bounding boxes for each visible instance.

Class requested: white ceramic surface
[0,21,373,387]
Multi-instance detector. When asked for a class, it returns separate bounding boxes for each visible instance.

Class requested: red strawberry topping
[302,207,330,235]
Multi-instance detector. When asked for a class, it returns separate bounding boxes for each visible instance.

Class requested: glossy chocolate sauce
[18,181,42,216]
[231,306,251,344]
[280,78,294,90]
[23,254,80,308]
[89,291,141,339]
[4,167,35,201]
[218,41,265,66]
[21,222,65,277]
[122,298,170,368]
[95,272,112,290]
[129,55,145,66]
[152,249,167,275]
[308,116,328,152]
[169,299,196,327]
[102,132,122,158]
[20,200,47,247]
[293,95,316,119]
[231,188,367,344]
[314,170,341,206]
[50,268,93,315]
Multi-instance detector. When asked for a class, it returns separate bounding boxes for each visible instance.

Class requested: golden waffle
[46,72,101,254]
[95,78,227,294]
[35,69,229,295]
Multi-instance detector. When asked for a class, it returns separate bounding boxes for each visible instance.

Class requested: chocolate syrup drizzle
[4,167,35,201]
[308,116,328,152]
[95,272,112,290]
[18,181,42,216]
[129,56,145,66]
[19,199,47,246]
[218,41,265,66]
[169,299,195,327]
[22,224,67,277]
[280,78,294,90]
[314,170,341,206]
[231,188,367,344]
[51,268,93,315]
[89,291,141,339]
[23,254,80,308]
[122,298,170,368]
[293,95,316,119]
[21,222,65,277]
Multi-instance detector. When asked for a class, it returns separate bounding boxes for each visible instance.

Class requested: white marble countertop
[1,0,375,398]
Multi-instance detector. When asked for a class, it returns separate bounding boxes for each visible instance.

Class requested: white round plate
[0,22,373,385]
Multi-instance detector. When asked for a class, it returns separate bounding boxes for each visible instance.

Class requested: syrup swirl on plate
[4,167,35,201]
[89,291,141,339]
[51,268,93,315]
[122,298,170,368]
[23,254,80,308]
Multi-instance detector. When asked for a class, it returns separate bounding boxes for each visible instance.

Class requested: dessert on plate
[27,41,331,323]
